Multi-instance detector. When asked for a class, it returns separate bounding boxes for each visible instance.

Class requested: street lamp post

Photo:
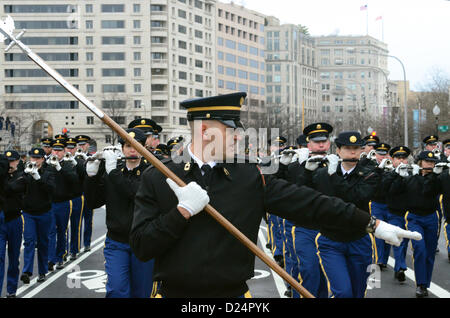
[433,102,440,136]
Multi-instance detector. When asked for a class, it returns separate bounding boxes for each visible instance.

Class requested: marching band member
[0,151,24,297]
[84,128,154,298]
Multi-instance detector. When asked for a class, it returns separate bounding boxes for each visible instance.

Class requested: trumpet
[48,154,59,164]
[85,152,139,162]
[74,148,86,159]
[25,161,37,170]
[432,148,441,157]
[63,152,73,160]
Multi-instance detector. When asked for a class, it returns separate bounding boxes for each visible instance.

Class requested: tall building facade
[215,1,266,128]
[264,16,319,143]
[314,35,389,134]
[0,0,217,150]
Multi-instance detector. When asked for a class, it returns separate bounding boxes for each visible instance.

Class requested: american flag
[360,4,368,11]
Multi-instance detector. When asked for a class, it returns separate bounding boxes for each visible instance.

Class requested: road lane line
[17,234,106,297]
[258,226,287,298]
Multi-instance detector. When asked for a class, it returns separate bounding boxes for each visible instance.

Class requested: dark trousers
[23,211,52,276]
[103,237,154,298]
[48,201,71,264]
[0,215,23,295]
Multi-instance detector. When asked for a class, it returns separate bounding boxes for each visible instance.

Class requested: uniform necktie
[201,164,213,185]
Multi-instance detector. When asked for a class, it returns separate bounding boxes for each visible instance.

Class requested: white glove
[378,158,394,171]
[103,150,119,174]
[279,152,293,166]
[25,166,41,180]
[294,148,310,165]
[326,154,340,175]
[47,158,61,171]
[395,163,409,177]
[30,167,41,180]
[360,152,367,160]
[367,150,377,162]
[77,152,88,161]
[433,162,447,175]
[411,164,420,176]
[305,155,323,171]
[166,178,210,217]
[64,153,78,167]
[86,159,101,177]
[374,220,422,247]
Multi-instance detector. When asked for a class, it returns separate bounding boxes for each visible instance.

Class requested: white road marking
[16,234,106,298]
[258,226,288,298]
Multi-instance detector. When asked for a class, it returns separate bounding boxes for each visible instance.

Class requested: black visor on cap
[219,119,245,129]
[309,135,328,142]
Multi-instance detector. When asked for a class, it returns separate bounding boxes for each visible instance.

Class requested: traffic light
[62,128,69,134]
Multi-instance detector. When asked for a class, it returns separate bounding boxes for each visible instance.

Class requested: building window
[87,116,94,125]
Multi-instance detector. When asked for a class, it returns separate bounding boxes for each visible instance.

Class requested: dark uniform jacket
[439,171,450,220]
[389,173,441,216]
[4,169,23,222]
[52,161,79,203]
[70,158,86,199]
[0,155,9,212]
[130,157,372,298]
[384,172,409,216]
[7,163,56,215]
[302,162,380,242]
[84,160,148,244]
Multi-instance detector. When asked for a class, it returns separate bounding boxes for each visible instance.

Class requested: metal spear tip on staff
[0,16,315,298]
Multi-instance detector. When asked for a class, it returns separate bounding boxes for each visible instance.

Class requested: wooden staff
[0,20,314,298]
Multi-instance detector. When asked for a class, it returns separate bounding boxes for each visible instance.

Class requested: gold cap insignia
[428,153,433,158]
[317,124,322,129]
[141,120,146,125]
[34,150,39,154]
[6,152,11,157]
[129,132,136,138]
[350,136,357,143]
[206,113,211,119]
[400,147,403,150]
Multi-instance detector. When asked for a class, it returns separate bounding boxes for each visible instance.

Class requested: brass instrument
[432,148,441,157]
[74,148,86,159]
[25,161,37,170]
[48,154,59,164]
[384,159,394,171]
[63,152,73,160]
[85,151,138,162]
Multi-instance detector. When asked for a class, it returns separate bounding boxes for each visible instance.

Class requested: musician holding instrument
[64,138,86,261]
[5,148,56,286]
[0,150,24,297]
[368,143,392,271]
[389,150,443,297]
[75,135,94,252]
[84,128,154,298]
[46,139,79,271]
[282,122,333,298]
[308,131,382,298]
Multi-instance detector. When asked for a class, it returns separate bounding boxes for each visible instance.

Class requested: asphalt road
[2,207,449,299]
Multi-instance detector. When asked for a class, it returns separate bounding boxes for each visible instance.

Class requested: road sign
[438,125,449,133]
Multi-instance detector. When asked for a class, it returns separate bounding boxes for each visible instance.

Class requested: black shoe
[265,243,271,249]
[416,285,427,298]
[395,269,406,282]
[284,287,292,298]
[20,273,30,284]
[37,274,46,282]
[84,246,91,252]
[63,255,67,262]
[6,294,16,298]
[56,262,64,269]
[70,253,77,260]
[448,252,450,262]
[274,255,284,269]
[48,262,55,272]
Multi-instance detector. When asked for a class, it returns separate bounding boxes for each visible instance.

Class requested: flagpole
[366,7,369,35]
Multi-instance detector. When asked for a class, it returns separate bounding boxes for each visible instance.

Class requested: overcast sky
[222,0,450,91]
